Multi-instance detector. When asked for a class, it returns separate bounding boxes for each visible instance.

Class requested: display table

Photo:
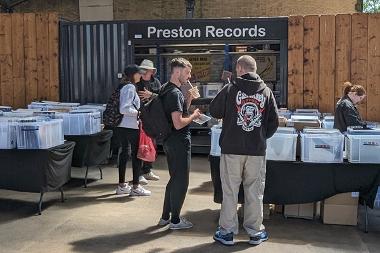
[210,156,380,232]
[65,130,113,187]
[0,142,76,214]
[209,156,380,207]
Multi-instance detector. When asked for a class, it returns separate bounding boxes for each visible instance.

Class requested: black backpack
[103,87,123,127]
[139,86,175,141]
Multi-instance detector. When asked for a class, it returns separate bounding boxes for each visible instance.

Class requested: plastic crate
[267,127,297,161]
[301,130,344,163]
[16,119,64,149]
[346,135,380,163]
[59,110,101,135]
[0,106,12,112]
[202,83,223,98]
[0,119,17,149]
[210,125,222,156]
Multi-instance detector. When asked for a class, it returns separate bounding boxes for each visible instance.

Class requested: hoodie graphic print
[236,90,266,132]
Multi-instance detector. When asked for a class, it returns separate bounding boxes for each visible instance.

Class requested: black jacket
[209,73,279,156]
[334,95,366,132]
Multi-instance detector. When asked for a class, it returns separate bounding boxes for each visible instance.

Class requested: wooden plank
[335,14,352,104]
[0,55,14,106]
[351,13,368,120]
[303,15,320,109]
[0,14,12,55]
[36,13,50,101]
[24,13,38,103]
[287,16,304,110]
[0,15,2,102]
[318,15,335,113]
[12,13,25,108]
[367,14,380,121]
[0,14,13,106]
[48,13,59,101]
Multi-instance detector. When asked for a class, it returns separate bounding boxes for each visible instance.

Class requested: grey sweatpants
[219,154,266,236]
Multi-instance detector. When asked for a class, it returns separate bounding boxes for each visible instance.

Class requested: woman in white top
[116,64,151,196]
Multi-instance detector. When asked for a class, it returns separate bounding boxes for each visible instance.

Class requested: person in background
[334,81,367,133]
[115,64,151,196]
[136,59,161,184]
[157,58,201,230]
[209,55,279,246]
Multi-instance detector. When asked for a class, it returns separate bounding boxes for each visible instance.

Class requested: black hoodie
[209,73,279,156]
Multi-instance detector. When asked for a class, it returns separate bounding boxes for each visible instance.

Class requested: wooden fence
[288,13,380,121]
[0,13,59,109]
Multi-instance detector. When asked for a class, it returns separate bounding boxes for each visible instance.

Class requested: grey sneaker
[169,217,193,230]
[158,218,170,226]
[144,171,160,181]
[138,175,148,185]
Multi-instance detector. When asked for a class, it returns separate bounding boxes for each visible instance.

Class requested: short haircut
[170,58,192,72]
[236,55,257,73]
[343,81,366,96]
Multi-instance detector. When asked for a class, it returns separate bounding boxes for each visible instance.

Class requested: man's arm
[209,84,229,119]
[171,109,201,130]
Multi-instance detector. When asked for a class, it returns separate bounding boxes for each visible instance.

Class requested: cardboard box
[322,193,359,225]
[286,120,321,132]
[324,193,358,206]
[278,117,287,127]
[284,203,315,219]
[322,204,358,225]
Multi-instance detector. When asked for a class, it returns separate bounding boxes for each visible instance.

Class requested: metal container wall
[60,21,131,104]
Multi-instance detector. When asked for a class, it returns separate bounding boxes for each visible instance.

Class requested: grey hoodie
[209,73,279,156]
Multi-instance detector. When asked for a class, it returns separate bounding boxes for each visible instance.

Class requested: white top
[118,83,140,129]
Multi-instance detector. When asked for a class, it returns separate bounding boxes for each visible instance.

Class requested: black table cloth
[209,156,380,208]
[65,130,113,168]
[0,142,75,193]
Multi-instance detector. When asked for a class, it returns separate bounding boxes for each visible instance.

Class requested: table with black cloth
[65,130,113,187]
[0,142,76,214]
[209,156,380,207]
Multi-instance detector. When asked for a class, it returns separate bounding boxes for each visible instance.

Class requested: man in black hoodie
[210,55,279,246]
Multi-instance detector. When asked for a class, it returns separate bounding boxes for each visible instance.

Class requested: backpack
[139,85,175,141]
[103,87,123,127]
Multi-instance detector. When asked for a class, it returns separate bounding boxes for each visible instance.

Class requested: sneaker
[249,231,269,245]
[115,184,131,195]
[158,218,170,226]
[213,227,234,246]
[131,185,151,196]
[144,171,160,181]
[139,175,148,185]
[169,217,193,230]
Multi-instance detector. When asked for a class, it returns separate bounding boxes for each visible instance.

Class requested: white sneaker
[139,175,148,185]
[116,184,131,195]
[131,185,151,196]
[158,218,170,226]
[169,217,193,230]
[144,171,160,181]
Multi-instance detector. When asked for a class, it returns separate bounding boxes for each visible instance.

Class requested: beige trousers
[219,154,266,236]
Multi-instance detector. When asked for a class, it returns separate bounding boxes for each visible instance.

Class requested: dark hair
[122,64,142,84]
[343,81,366,96]
[170,58,192,72]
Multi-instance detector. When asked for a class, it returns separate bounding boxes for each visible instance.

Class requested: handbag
[137,122,157,162]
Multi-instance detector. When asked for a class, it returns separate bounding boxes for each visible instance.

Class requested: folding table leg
[38,192,44,215]
[99,166,103,179]
[59,187,65,202]
[364,200,368,233]
[84,166,89,188]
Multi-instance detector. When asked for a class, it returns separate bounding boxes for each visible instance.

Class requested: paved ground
[0,154,379,253]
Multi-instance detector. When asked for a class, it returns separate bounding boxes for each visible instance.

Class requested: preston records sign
[128,18,288,42]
